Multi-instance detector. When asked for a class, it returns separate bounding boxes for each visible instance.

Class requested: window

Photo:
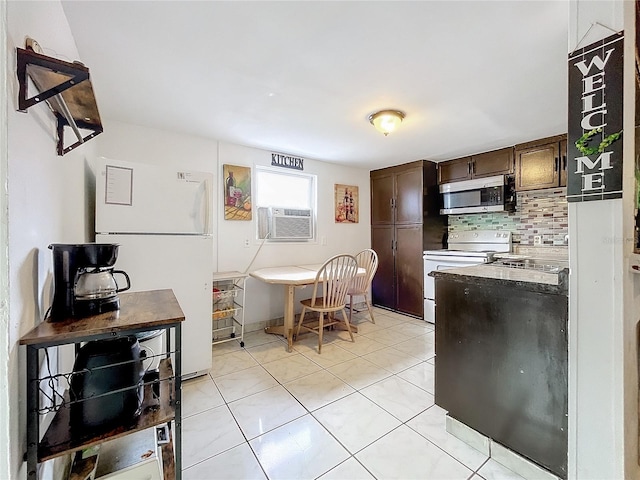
[255,166,317,240]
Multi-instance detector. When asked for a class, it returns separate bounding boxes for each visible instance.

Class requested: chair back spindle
[346,249,379,324]
[296,253,358,353]
[313,254,357,309]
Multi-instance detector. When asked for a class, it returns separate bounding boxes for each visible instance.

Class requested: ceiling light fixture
[368,110,405,136]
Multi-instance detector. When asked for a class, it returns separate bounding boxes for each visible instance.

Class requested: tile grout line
[184,312,447,479]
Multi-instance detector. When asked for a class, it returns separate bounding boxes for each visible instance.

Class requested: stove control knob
[473,232,478,237]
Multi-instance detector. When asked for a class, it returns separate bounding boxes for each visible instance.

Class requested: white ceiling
[61,1,569,170]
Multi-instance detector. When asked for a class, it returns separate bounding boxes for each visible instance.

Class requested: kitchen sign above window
[271,153,304,171]
[567,32,624,202]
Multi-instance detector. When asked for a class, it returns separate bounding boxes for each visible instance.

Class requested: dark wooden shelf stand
[20,289,185,480]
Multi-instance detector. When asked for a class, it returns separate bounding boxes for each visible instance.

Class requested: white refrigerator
[94,157,214,379]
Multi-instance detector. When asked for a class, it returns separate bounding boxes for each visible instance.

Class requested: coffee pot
[49,243,131,320]
[74,268,131,301]
[74,267,130,302]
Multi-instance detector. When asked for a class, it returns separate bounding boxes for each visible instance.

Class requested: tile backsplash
[448,188,568,246]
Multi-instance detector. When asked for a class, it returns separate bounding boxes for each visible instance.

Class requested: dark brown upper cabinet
[559,138,568,188]
[514,135,567,191]
[471,148,514,177]
[395,167,424,224]
[438,147,514,184]
[370,170,395,225]
[437,157,472,184]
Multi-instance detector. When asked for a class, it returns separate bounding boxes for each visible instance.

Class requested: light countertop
[429,264,569,292]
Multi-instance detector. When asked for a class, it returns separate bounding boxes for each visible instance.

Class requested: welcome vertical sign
[567,32,624,202]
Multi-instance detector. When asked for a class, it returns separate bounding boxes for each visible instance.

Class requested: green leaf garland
[575,128,623,156]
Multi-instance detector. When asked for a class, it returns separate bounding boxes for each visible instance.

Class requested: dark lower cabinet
[371,225,395,309]
[434,274,568,479]
[395,224,423,317]
[371,223,424,318]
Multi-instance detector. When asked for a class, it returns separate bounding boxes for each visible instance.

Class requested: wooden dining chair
[347,249,379,324]
[295,254,358,353]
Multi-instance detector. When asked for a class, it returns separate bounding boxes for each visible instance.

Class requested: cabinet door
[515,142,560,191]
[438,157,472,184]
[435,277,568,478]
[559,139,567,187]
[371,172,394,225]
[395,224,423,318]
[395,167,423,224]
[371,225,395,309]
[471,147,514,178]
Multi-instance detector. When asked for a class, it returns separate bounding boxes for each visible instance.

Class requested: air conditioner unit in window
[268,207,313,240]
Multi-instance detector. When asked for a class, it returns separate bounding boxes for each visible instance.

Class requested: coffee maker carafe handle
[113,270,131,293]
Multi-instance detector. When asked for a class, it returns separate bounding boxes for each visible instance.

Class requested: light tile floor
[181,308,527,480]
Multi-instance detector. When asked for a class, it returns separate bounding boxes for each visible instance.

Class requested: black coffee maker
[49,243,131,320]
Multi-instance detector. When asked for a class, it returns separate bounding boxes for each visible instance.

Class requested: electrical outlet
[244,238,250,248]
[533,235,542,246]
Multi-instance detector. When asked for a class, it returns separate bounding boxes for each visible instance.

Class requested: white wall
[1,2,11,478]
[621,3,639,474]
[95,121,371,326]
[567,1,639,479]
[216,141,371,324]
[6,1,96,478]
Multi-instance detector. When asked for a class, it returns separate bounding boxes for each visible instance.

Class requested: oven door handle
[424,254,489,264]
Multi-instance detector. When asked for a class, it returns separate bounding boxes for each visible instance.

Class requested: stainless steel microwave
[439,175,515,215]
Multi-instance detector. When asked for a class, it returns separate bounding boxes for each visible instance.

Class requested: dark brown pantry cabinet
[514,134,567,191]
[370,160,445,318]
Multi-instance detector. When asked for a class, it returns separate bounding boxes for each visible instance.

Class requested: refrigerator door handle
[204,178,211,234]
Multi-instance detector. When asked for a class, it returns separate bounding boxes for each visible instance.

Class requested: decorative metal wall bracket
[17,47,103,155]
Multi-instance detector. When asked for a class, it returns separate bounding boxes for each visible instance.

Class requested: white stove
[423,230,511,323]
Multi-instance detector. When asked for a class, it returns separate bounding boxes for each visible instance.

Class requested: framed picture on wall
[334,184,359,223]
[223,164,252,220]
